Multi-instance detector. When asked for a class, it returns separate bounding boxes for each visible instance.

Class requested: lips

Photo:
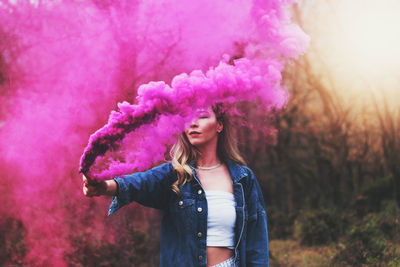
[189,131,201,135]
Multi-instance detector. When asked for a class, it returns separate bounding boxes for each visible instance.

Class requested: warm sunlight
[338,0,400,79]
[304,0,400,106]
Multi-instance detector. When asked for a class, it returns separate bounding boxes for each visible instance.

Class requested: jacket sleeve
[245,169,269,266]
[108,162,177,215]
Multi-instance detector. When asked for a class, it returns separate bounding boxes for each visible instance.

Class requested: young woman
[83,105,269,267]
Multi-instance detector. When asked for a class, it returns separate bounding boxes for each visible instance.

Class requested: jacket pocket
[176,198,195,209]
[248,211,257,223]
[169,197,195,232]
[248,207,266,223]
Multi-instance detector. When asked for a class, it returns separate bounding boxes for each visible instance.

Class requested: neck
[195,139,220,167]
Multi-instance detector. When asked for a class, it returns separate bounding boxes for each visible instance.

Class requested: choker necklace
[197,162,222,170]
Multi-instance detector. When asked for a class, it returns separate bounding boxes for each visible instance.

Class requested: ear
[217,121,223,133]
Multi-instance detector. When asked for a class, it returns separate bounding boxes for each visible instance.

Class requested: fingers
[83,182,92,197]
[82,175,108,197]
[82,175,96,197]
[82,174,89,184]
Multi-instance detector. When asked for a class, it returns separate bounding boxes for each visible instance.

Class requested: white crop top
[205,190,236,249]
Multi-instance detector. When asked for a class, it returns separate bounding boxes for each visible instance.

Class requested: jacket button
[198,255,203,261]
[178,201,183,206]
[198,189,202,195]
[197,207,202,212]
[197,232,202,238]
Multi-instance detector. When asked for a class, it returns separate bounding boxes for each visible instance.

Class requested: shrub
[267,207,296,239]
[352,176,395,217]
[0,217,27,266]
[332,216,393,266]
[64,228,150,266]
[294,209,340,246]
[374,200,400,241]
[64,231,122,267]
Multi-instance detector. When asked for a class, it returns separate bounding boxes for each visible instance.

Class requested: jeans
[211,256,236,267]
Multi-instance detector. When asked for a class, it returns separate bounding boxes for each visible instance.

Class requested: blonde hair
[170,104,246,195]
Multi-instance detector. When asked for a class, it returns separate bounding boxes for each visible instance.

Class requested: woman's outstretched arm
[82,163,177,213]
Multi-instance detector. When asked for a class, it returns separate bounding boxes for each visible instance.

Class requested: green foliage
[116,226,150,266]
[64,228,150,267]
[387,256,400,267]
[0,217,27,266]
[332,212,400,266]
[294,209,340,246]
[371,200,400,241]
[267,207,296,239]
[64,231,121,267]
[352,176,395,217]
[367,248,400,267]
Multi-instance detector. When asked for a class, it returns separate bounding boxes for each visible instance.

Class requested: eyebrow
[197,110,210,116]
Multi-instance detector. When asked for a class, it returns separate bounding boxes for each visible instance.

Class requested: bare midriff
[206,246,234,266]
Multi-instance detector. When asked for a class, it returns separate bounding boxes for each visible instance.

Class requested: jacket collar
[225,160,248,183]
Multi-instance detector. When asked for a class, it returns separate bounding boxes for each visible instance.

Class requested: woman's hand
[82,175,117,197]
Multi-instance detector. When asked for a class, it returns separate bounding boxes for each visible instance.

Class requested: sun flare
[304,0,400,105]
[338,0,400,78]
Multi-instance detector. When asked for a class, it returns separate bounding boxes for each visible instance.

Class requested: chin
[188,138,205,146]
[189,141,202,147]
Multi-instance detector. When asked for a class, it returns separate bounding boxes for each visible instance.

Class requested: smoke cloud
[0,0,308,265]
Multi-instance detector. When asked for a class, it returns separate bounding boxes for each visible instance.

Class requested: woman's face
[185,108,223,147]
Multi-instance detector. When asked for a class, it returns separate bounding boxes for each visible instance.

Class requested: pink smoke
[80,0,309,181]
[80,58,290,181]
[0,0,308,265]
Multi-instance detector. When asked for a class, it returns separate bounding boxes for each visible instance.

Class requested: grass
[269,239,337,267]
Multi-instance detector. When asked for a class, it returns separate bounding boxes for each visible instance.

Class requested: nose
[190,118,199,128]
[185,116,200,131]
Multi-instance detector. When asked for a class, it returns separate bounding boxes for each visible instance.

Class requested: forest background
[1,0,399,266]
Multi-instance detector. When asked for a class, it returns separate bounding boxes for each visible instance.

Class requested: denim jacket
[108,160,269,267]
